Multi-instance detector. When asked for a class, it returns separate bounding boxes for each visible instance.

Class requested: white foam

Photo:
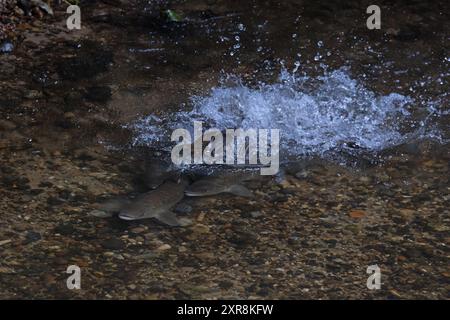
[130,68,440,159]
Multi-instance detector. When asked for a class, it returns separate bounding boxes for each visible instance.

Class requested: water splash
[130,68,441,159]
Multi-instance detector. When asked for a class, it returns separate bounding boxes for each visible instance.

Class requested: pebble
[0,239,12,246]
[196,212,206,222]
[295,170,309,179]
[101,238,125,250]
[0,267,15,274]
[156,244,171,251]
[190,224,210,234]
[277,179,291,189]
[88,209,114,218]
[227,230,257,247]
[349,210,366,219]
[130,227,146,234]
[249,211,263,218]
[270,194,289,203]
[135,251,157,260]
[64,112,76,119]
[142,233,154,240]
[54,223,75,235]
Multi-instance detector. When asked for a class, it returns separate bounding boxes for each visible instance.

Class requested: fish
[184,172,255,197]
[118,180,191,226]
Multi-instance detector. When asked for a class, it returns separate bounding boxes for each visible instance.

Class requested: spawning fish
[118,180,191,226]
[185,172,255,197]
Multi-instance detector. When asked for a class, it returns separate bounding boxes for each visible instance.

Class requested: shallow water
[131,67,444,164]
[0,0,449,299]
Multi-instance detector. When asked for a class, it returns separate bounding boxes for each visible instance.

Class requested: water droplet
[131,68,434,161]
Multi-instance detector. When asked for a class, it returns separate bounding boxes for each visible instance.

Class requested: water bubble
[0,42,14,53]
[293,61,301,73]
[132,68,439,159]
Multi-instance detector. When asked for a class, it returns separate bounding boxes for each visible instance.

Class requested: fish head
[118,205,149,220]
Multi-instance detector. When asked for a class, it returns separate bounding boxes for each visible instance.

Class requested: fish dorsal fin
[228,184,254,198]
[155,211,192,227]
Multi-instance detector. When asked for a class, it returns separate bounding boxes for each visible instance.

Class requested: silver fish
[185,172,255,197]
[118,180,191,226]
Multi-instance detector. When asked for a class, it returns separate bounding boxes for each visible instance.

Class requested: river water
[0,0,448,299]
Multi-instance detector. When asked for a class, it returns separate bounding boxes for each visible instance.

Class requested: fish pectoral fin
[155,211,192,227]
[228,185,254,198]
